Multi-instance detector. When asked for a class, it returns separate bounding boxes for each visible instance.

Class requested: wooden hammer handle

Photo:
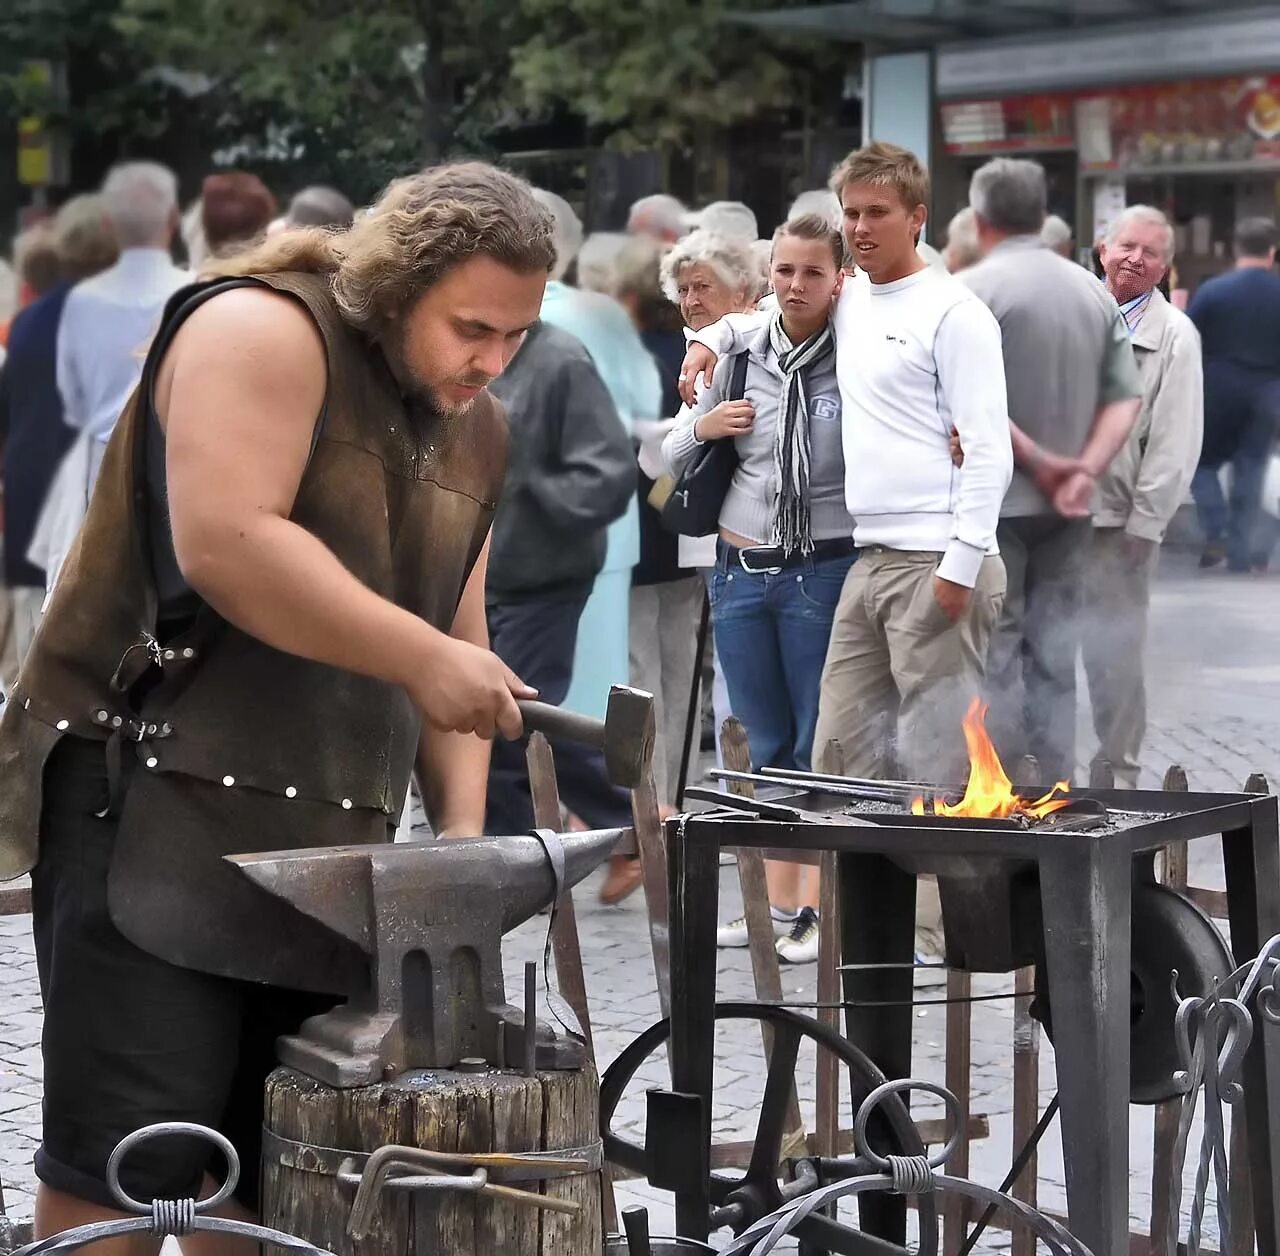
[516,700,606,750]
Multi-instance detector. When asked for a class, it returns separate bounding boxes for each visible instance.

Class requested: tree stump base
[262,1064,602,1256]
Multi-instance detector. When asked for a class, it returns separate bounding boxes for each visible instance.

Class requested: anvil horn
[498,827,630,932]
[227,828,626,955]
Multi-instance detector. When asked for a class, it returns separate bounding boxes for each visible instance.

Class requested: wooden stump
[262,1064,602,1256]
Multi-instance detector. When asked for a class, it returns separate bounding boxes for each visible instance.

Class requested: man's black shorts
[31,737,334,1209]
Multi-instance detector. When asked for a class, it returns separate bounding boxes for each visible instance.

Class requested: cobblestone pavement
[0,549,1274,1251]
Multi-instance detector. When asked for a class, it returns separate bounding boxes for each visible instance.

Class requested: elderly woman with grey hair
[621,230,761,824]
[660,229,758,333]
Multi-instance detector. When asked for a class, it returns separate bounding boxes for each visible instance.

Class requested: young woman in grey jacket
[661,214,853,963]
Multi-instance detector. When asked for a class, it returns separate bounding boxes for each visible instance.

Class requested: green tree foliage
[4,0,844,200]
[111,0,537,198]
[0,0,180,143]
[510,0,846,150]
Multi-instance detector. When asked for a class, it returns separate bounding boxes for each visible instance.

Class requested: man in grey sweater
[485,320,637,833]
[961,158,1141,783]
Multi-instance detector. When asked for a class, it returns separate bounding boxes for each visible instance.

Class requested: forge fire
[912,699,1071,821]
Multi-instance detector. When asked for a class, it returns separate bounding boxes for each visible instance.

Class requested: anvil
[227,827,624,1087]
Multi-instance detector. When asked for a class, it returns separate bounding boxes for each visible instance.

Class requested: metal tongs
[683,785,876,826]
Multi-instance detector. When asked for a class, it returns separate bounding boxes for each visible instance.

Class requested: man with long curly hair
[0,162,555,1248]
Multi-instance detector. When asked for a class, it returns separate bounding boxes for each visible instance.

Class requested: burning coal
[912,699,1071,820]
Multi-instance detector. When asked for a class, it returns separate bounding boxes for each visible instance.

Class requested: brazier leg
[1038,840,1132,1256]
[839,852,916,1247]
[668,823,721,1242]
[1222,797,1280,1256]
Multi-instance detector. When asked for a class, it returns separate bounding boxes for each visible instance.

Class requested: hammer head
[602,684,657,789]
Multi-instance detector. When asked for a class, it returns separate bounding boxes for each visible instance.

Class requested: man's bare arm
[160,287,532,739]
[416,535,495,838]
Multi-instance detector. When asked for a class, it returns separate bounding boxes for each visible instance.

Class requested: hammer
[516,684,655,789]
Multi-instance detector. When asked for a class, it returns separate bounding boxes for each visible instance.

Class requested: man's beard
[382,334,485,433]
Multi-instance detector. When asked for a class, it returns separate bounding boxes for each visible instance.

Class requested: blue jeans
[1193,374,1280,570]
[707,542,856,773]
[1192,452,1272,570]
[485,594,631,834]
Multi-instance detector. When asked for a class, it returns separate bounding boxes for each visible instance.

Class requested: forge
[668,749,1280,1256]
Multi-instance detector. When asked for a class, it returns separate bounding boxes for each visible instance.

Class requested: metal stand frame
[665,784,1280,1256]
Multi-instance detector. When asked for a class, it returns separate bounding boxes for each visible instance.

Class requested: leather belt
[725,536,856,575]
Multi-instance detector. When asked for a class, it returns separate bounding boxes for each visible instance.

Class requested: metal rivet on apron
[96,710,109,722]
[223,775,235,787]
[161,722,172,734]
[796,575,803,583]
[56,719,69,731]
[182,648,196,660]
[285,786,298,799]
[112,716,123,728]
[163,649,176,661]
[146,757,158,769]
[341,798,353,810]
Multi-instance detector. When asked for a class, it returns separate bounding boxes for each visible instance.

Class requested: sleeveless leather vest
[0,271,507,992]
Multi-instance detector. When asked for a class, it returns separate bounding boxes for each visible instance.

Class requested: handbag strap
[727,350,749,403]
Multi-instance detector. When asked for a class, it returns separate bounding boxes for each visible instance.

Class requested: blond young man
[681,144,1012,957]
[681,142,1012,787]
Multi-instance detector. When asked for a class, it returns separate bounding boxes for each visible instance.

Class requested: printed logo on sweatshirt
[811,395,840,421]
[884,333,908,346]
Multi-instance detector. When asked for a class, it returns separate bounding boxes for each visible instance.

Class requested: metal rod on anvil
[523,961,537,1078]
[708,768,913,805]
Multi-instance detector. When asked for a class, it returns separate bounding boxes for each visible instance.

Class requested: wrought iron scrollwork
[10,1123,338,1256]
[720,1080,1096,1256]
[1166,932,1280,1256]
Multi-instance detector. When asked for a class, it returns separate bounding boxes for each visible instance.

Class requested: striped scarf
[769,313,835,556]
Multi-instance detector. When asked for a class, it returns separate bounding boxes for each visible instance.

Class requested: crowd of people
[2,143,1277,970]
[0,140,1277,1243]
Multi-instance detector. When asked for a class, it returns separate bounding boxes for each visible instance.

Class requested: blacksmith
[0,162,554,1245]
[1084,205,1203,787]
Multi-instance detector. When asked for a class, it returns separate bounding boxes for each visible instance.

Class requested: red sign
[941,74,1280,169]
[1077,75,1280,170]
[941,94,1074,154]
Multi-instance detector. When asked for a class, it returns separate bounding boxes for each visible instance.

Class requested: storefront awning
[734,0,1274,49]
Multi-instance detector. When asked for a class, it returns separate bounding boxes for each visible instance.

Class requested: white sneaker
[717,912,794,947]
[776,907,821,964]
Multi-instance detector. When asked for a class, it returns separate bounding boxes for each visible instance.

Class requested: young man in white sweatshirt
[679,141,1013,789]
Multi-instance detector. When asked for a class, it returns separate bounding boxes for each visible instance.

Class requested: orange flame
[911,699,1070,820]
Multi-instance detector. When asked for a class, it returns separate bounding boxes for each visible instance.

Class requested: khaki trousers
[812,548,1006,783]
[812,548,1006,955]
[1082,527,1158,789]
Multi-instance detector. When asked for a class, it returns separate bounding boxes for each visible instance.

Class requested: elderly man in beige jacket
[1085,205,1203,786]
